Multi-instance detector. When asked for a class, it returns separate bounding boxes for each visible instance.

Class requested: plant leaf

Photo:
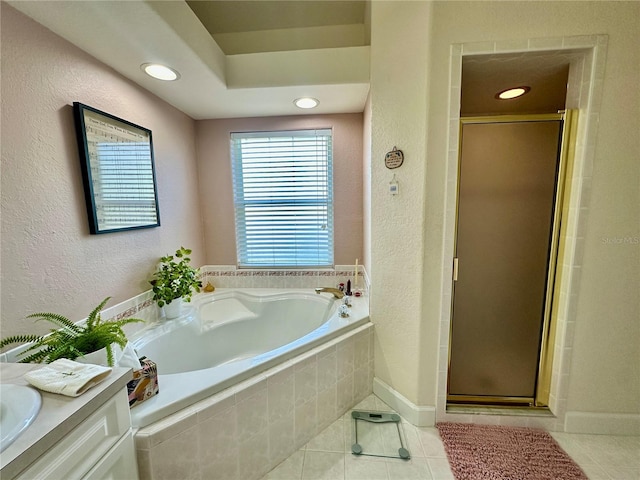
[86,297,111,329]
[0,334,42,349]
[26,312,81,333]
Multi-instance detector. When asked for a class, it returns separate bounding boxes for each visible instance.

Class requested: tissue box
[127,357,158,408]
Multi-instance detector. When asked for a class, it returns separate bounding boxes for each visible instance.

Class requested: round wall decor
[385,147,404,169]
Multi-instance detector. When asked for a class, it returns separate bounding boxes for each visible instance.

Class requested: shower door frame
[446,111,576,408]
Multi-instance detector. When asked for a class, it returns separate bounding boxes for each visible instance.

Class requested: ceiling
[187,1,367,42]
[9,0,370,120]
[9,1,573,120]
[187,1,370,55]
[462,51,574,116]
[188,1,366,34]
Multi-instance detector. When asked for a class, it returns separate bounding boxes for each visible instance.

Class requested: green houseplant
[0,297,142,367]
[149,246,202,308]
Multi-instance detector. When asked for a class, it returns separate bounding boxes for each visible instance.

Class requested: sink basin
[0,384,41,452]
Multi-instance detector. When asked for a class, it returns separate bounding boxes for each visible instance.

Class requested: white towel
[24,359,112,397]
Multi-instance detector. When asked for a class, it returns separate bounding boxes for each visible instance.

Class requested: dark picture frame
[73,102,160,234]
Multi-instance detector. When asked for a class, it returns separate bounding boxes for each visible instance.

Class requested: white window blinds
[231,129,334,267]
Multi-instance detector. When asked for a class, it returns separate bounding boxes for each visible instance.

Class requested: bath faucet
[315,287,345,299]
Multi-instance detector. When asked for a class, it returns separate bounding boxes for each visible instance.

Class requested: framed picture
[73,102,160,234]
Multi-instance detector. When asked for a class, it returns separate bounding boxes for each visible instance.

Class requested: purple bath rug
[436,422,588,480]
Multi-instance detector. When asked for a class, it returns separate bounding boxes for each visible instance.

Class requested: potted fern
[149,246,202,318]
[0,297,142,367]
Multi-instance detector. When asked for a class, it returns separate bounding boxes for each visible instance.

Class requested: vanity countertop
[0,362,132,479]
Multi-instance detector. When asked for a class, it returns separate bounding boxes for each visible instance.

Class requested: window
[231,129,334,267]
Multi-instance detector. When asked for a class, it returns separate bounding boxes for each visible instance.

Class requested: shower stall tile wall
[134,324,374,480]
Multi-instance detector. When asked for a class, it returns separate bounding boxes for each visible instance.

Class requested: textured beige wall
[0,4,205,338]
[195,114,363,265]
[368,0,639,413]
[369,1,432,403]
[362,94,372,275]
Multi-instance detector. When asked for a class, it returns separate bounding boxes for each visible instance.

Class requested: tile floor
[261,394,640,480]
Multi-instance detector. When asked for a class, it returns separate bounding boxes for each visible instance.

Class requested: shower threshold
[447,394,535,406]
[446,404,554,417]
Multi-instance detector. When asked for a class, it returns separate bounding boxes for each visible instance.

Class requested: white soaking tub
[129,288,369,428]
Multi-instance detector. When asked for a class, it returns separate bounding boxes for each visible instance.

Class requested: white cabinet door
[83,431,138,480]
[16,389,133,480]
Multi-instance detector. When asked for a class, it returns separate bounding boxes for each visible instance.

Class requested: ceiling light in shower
[141,63,180,81]
[294,97,319,109]
[496,86,530,100]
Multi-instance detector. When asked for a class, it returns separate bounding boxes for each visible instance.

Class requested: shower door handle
[453,257,459,282]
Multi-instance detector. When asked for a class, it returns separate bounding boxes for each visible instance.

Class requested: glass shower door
[448,118,562,403]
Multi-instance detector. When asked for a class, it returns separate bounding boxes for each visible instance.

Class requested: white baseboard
[564,411,640,436]
[372,377,435,427]
[372,379,639,434]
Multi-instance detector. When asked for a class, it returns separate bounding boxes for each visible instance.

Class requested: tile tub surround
[200,265,370,294]
[134,323,374,480]
[1,265,369,364]
[100,265,371,326]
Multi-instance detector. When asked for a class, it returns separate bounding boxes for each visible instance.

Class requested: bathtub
[129,288,369,428]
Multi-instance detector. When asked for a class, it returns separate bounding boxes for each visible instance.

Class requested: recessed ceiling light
[294,97,319,109]
[496,86,531,100]
[141,63,180,81]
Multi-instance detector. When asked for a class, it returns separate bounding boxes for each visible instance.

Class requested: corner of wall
[373,377,436,427]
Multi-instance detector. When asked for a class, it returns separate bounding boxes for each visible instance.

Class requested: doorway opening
[439,44,601,414]
[446,51,574,408]
[437,36,607,425]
